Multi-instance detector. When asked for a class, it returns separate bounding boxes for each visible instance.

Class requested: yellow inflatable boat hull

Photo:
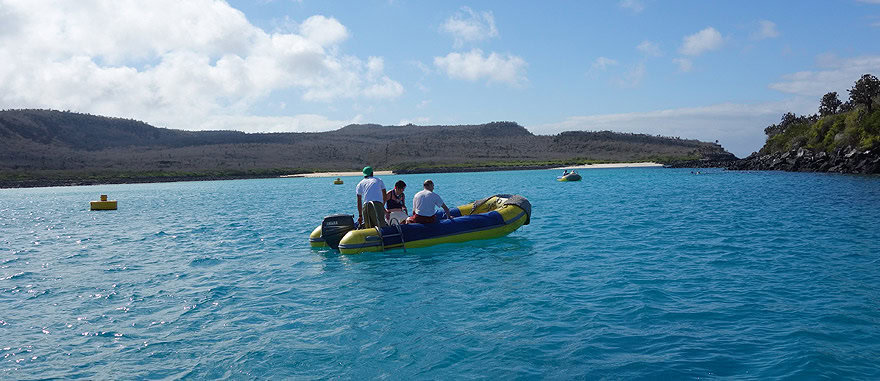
[309,195,531,254]
[557,173,582,182]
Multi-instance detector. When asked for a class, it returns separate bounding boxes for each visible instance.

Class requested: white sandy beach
[282,162,662,178]
[549,162,663,170]
[281,170,394,178]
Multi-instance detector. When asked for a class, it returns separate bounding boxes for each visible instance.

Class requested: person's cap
[362,166,373,176]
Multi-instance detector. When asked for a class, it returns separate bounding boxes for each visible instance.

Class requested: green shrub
[862,109,880,149]
[763,120,812,153]
[807,118,828,148]
[761,106,879,154]
[821,118,847,152]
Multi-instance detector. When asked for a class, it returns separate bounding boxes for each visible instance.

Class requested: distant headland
[668,73,880,175]
[0,110,733,188]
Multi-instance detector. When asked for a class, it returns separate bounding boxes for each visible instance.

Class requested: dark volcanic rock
[662,151,739,168]
[727,147,880,174]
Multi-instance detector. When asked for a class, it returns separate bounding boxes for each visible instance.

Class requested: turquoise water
[2,168,879,379]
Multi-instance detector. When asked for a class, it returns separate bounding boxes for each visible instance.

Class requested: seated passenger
[406,179,454,224]
[385,180,408,225]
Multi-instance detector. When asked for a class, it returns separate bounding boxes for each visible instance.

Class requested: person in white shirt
[406,179,453,224]
[355,166,387,227]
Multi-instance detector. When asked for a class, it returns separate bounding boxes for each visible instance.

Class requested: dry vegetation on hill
[0,109,734,187]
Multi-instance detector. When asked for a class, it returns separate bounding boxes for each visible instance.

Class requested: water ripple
[0,170,878,378]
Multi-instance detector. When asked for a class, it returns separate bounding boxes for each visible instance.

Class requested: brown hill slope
[0,109,735,186]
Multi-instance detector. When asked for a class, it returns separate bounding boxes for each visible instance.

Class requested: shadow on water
[311,235,536,265]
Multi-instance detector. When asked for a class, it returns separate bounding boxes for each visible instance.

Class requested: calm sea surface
[1,168,879,379]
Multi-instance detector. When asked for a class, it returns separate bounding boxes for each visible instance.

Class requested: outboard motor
[321,214,356,250]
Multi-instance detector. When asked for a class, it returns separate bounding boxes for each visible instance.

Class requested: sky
[1,1,880,157]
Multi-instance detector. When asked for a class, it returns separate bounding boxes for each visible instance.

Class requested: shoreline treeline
[762,74,879,154]
[728,74,880,174]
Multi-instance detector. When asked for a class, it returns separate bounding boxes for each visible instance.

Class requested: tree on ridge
[819,91,842,116]
[848,74,880,113]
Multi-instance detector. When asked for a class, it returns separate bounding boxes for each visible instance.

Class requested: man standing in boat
[355,166,387,228]
[407,179,454,224]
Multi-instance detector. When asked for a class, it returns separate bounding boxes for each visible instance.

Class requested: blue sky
[1,1,879,156]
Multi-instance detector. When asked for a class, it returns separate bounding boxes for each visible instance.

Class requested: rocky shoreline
[661,152,739,169]
[393,164,562,175]
[728,147,880,174]
[665,147,880,175]
[394,162,662,174]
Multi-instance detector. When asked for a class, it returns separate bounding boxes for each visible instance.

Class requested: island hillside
[728,74,880,174]
[0,109,734,188]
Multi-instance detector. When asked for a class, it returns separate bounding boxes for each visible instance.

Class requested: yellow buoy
[333,178,344,185]
[90,194,117,210]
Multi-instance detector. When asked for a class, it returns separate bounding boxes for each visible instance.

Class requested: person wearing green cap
[355,166,387,227]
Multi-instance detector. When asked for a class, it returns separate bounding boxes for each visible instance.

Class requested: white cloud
[752,20,779,40]
[619,0,644,12]
[298,15,348,46]
[441,6,498,48]
[673,58,693,72]
[399,117,430,125]
[434,49,527,85]
[363,77,405,99]
[590,57,619,72]
[769,55,880,96]
[617,62,646,88]
[636,41,662,57]
[679,27,723,56]
[361,56,404,98]
[200,114,362,133]
[0,0,402,132]
[533,98,815,157]
[815,52,840,68]
[589,58,645,88]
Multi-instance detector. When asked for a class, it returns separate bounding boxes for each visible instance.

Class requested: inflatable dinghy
[310,194,531,254]
[557,172,582,181]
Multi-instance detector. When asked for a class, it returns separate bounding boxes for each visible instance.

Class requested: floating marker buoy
[333,178,344,185]
[90,194,117,210]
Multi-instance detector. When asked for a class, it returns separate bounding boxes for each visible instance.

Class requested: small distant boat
[309,194,531,254]
[557,172,582,182]
[333,178,344,185]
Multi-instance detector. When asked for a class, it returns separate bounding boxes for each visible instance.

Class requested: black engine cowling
[321,214,356,250]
